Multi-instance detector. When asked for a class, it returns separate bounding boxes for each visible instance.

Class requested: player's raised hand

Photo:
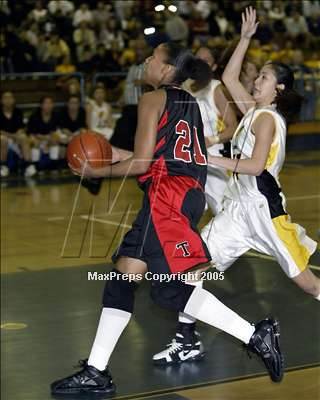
[241,6,259,39]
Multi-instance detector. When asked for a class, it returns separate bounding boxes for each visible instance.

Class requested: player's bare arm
[208,112,275,176]
[222,7,258,115]
[74,90,166,178]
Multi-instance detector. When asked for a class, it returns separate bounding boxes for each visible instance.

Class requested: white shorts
[201,196,317,278]
[205,165,228,215]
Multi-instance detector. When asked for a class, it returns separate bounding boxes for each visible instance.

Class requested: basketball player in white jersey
[153,7,319,366]
[183,46,238,215]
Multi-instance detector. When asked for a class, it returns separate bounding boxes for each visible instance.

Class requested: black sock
[177,322,196,341]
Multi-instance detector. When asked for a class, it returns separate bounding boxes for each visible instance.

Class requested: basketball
[67,130,112,170]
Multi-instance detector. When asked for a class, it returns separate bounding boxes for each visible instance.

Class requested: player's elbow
[252,164,265,176]
[222,71,234,87]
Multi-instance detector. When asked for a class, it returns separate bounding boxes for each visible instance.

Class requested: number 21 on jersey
[173,120,207,165]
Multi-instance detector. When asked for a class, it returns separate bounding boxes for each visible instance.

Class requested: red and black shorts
[112,175,211,274]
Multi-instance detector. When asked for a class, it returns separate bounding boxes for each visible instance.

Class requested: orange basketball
[67,130,112,170]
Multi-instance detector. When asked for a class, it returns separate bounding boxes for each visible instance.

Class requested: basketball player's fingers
[68,163,81,176]
[111,146,120,163]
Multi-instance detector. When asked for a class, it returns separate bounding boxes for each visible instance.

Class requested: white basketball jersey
[183,79,224,156]
[225,106,287,200]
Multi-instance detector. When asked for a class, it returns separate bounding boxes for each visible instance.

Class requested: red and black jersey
[138,86,207,189]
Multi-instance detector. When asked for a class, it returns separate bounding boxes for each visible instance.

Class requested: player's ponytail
[163,42,212,88]
[268,62,303,123]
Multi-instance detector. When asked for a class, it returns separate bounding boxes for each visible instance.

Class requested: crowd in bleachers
[0,87,114,177]
[1,0,320,74]
[1,1,320,178]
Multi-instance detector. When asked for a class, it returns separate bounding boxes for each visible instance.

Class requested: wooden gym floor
[1,149,320,400]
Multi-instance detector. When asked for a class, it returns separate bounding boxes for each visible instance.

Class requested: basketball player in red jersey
[51,43,283,396]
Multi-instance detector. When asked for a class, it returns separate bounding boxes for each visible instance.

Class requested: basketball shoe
[51,359,115,396]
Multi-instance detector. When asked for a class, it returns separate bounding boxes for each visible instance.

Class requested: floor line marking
[246,250,320,271]
[79,215,131,229]
[286,194,320,201]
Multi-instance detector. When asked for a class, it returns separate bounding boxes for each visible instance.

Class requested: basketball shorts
[112,176,211,274]
[201,196,317,278]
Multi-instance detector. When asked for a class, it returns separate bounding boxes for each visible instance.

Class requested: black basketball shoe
[81,178,103,196]
[153,323,205,365]
[51,360,116,396]
[247,318,284,382]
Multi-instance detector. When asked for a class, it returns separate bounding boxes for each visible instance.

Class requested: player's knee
[102,269,139,313]
[150,280,195,312]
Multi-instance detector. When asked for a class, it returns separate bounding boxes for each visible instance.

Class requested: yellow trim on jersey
[265,143,279,169]
[272,215,310,272]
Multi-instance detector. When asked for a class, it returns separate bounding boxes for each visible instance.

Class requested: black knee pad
[102,269,139,313]
[150,280,195,312]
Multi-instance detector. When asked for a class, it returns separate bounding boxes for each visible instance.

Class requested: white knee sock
[315,293,320,301]
[87,308,131,371]
[184,286,255,344]
[179,280,203,324]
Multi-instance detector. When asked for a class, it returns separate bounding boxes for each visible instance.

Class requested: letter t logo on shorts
[176,241,190,257]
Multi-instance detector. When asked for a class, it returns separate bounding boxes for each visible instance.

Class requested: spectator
[0,31,13,73]
[302,0,320,18]
[194,0,211,20]
[55,54,76,74]
[290,50,317,121]
[73,20,96,62]
[118,39,137,68]
[165,10,189,44]
[59,95,86,137]
[92,1,111,29]
[114,0,134,22]
[110,41,148,151]
[285,10,309,39]
[29,0,48,23]
[25,23,40,48]
[11,30,39,72]
[42,32,70,69]
[189,8,210,44]
[268,2,286,20]
[48,0,74,17]
[91,44,120,73]
[27,96,61,170]
[77,46,95,73]
[307,12,320,37]
[99,20,124,50]
[86,85,114,140]
[73,3,93,27]
[215,10,231,37]
[48,0,74,40]
[0,91,36,177]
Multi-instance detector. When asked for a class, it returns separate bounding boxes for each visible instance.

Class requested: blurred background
[1,0,320,177]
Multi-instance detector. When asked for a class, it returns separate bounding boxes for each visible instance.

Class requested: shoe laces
[166,338,183,354]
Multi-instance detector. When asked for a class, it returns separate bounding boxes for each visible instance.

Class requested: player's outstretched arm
[222,6,258,115]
